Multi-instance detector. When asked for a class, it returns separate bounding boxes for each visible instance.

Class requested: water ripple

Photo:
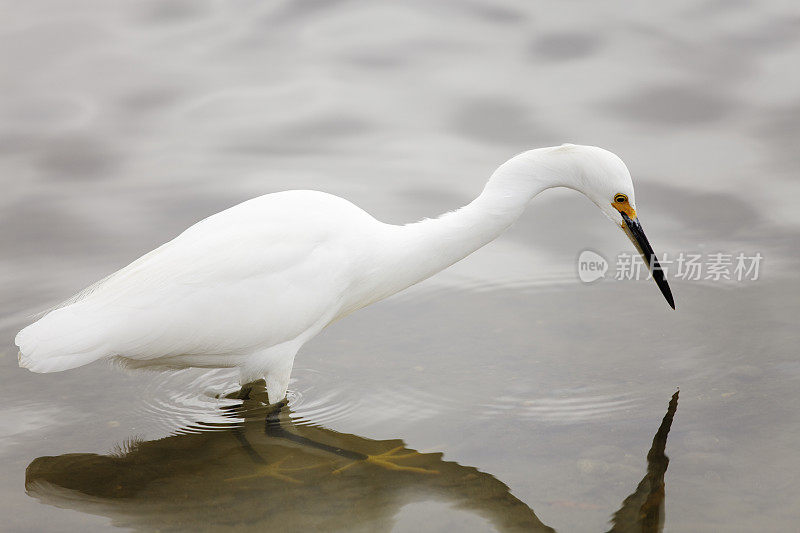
[135,368,241,436]
[478,392,637,423]
[134,366,640,436]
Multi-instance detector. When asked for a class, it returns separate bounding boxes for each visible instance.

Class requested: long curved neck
[369,148,581,302]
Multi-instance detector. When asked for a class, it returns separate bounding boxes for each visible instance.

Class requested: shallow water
[2,1,799,531]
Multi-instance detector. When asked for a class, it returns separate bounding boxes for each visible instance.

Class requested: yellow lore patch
[612,199,637,219]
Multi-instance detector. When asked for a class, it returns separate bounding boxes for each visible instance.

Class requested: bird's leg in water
[226,401,324,485]
[258,403,433,476]
[236,383,253,400]
[230,379,263,401]
[332,446,439,475]
[230,379,287,406]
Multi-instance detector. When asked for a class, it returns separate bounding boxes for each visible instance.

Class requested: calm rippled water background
[1,1,799,532]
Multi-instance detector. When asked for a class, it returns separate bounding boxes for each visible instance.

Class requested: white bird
[16,144,673,403]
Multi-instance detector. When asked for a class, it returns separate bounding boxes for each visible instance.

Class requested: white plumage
[16,145,673,403]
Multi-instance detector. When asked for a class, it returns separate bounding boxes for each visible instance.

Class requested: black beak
[620,212,675,310]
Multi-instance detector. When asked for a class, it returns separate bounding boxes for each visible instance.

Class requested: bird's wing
[17,191,373,371]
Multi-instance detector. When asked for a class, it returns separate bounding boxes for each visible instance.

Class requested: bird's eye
[614,194,627,203]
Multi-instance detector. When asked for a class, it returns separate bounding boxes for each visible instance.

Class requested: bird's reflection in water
[607,389,679,533]
[26,387,678,533]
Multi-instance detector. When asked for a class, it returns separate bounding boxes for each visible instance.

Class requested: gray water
[2,1,799,531]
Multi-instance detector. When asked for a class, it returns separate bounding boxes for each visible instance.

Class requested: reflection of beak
[620,212,675,310]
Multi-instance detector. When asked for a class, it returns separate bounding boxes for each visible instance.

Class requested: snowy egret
[16,144,674,403]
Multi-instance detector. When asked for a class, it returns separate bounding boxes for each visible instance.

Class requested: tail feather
[16,305,110,373]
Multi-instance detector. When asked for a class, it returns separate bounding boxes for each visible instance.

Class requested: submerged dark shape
[26,387,554,533]
[25,387,680,532]
[607,389,680,533]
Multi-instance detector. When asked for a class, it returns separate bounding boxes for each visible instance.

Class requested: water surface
[2,1,799,531]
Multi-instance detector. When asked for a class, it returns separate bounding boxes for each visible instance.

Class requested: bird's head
[549,144,675,309]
